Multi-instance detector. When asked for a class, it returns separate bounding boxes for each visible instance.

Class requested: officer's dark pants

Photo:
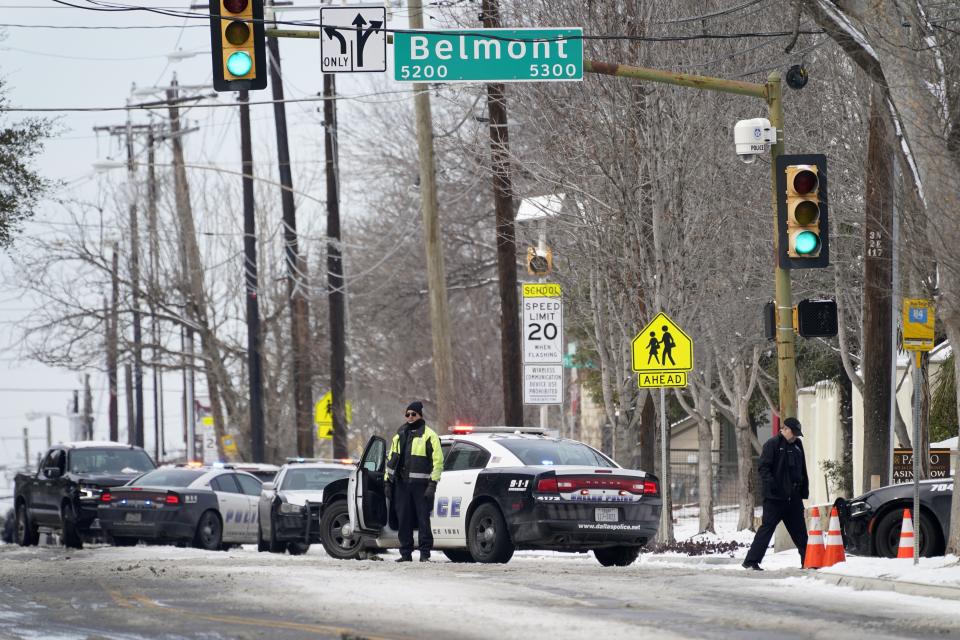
[394,479,433,558]
[744,495,808,566]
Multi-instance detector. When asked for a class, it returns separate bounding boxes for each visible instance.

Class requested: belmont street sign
[393,28,584,83]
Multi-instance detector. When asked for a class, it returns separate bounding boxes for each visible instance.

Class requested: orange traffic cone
[822,506,846,567]
[897,509,915,559]
[803,506,826,569]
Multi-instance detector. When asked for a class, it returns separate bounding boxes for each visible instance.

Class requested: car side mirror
[44,467,62,479]
[262,482,275,492]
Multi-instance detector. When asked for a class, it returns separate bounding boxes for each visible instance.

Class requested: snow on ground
[821,555,960,587]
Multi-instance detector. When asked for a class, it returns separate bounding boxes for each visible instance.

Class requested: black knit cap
[783,417,803,437]
[406,401,424,416]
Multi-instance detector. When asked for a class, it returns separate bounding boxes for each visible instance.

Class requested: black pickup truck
[14,441,156,548]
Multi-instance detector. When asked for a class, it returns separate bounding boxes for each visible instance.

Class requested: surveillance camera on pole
[733,117,776,164]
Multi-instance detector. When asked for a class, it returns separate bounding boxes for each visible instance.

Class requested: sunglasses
[405,412,419,417]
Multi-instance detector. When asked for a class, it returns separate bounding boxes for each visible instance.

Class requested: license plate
[125,512,142,523]
[595,508,618,522]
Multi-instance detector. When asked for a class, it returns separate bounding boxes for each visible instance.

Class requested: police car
[837,478,953,557]
[257,458,353,555]
[318,427,661,566]
[98,465,262,550]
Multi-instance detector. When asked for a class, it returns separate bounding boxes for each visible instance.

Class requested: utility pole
[23,427,29,470]
[124,363,135,444]
[239,89,266,463]
[45,416,52,449]
[409,0,456,431]
[107,242,119,441]
[322,73,346,458]
[480,0,523,428]
[146,130,164,461]
[125,106,145,449]
[268,1,314,460]
[166,78,199,462]
[83,374,94,440]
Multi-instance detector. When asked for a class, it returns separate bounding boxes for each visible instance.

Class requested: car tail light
[165,493,180,505]
[100,492,112,503]
[547,476,653,494]
[536,477,558,493]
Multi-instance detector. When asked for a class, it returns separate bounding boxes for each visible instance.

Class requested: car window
[38,451,55,474]
[48,450,64,472]
[497,439,616,467]
[443,443,490,471]
[131,469,205,487]
[440,442,452,460]
[280,467,351,491]
[68,448,155,475]
[362,438,386,473]
[235,473,262,496]
[211,474,243,494]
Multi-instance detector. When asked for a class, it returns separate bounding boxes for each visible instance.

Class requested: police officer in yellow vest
[384,401,443,562]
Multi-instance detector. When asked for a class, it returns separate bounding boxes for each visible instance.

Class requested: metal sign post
[902,297,935,564]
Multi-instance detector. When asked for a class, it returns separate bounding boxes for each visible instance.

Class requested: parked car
[14,442,156,548]
[98,465,262,550]
[318,427,661,566]
[257,458,353,555]
[836,478,952,557]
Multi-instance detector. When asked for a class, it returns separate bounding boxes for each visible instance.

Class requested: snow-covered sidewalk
[646,513,960,600]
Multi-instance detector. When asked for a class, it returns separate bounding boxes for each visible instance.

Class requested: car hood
[278,490,325,506]
[74,472,148,487]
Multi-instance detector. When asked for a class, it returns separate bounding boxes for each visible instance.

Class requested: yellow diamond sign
[632,313,692,387]
[315,391,352,440]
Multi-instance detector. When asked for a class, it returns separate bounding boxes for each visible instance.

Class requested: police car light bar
[285,457,355,465]
[450,426,546,435]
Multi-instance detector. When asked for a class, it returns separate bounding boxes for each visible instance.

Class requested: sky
[0,0,417,483]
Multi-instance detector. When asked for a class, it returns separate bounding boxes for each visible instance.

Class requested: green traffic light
[226,51,253,76]
[794,230,820,255]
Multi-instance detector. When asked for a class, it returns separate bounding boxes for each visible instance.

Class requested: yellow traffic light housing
[526,246,552,276]
[776,154,829,269]
[209,0,267,92]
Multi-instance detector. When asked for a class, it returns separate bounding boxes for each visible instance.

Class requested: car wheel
[60,502,83,549]
[466,503,514,564]
[593,546,640,567]
[874,508,944,558]
[16,504,39,547]
[442,549,476,563]
[319,499,362,560]
[110,536,138,547]
[193,511,223,551]
[287,542,310,556]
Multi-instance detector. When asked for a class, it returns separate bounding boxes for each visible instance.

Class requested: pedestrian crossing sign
[632,313,693,383]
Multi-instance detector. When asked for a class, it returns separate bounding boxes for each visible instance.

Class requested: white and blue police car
[318,427,661,566]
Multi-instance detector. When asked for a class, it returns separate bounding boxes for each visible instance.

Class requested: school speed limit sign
[522,283,563,363]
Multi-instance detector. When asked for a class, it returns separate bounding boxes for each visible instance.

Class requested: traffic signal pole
[583,62,798,422]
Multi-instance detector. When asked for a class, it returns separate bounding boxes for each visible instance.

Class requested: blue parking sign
[909,307,928,323]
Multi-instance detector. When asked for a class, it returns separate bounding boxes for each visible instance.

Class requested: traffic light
[793,298,838,338]
[775,153,828,269]
[209,0,267,92]
[526,246,552,276]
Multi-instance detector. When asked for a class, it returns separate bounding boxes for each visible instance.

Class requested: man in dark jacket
[384,401,443,562]
[742,417,809,570]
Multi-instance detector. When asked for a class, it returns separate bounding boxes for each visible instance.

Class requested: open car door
[350,436,387,534]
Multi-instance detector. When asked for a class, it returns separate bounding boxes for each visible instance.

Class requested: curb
[815,571,960,601]
[641,555,741,565]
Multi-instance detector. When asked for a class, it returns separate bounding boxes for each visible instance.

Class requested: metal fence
[670,448,754,529]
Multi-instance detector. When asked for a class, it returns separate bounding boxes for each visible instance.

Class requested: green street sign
[394,28,583,83]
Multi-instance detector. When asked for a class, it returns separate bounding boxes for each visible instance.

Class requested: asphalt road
[2,543,959,640]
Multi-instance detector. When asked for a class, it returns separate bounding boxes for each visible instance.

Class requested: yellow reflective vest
[384,423,443,483]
